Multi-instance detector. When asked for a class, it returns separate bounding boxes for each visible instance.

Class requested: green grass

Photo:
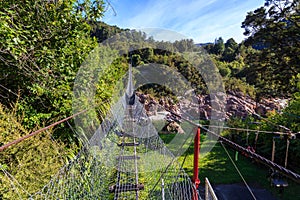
[159,133,300,200]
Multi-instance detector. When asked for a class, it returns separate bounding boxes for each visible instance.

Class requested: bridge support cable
[148,121,202,199]
[0,109,87,152]
[220,142,257,200]
[16,101,198,199]
[3,64,201,199]
[110,71,145,199]
[166,109,300,184]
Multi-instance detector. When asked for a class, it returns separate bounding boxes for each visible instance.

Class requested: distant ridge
[195,42,213,47]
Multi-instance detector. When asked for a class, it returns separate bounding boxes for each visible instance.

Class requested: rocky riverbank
[136,91,289,120]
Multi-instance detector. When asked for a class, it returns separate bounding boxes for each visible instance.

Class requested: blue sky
[102,0,265,43]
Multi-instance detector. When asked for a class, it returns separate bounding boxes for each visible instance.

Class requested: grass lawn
[159,133,300,200]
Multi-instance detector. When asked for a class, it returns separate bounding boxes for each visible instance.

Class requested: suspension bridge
[1,65,300,200]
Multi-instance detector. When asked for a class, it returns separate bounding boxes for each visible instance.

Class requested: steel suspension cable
[220,142,257,200]
[0,109,87,152]
[166,109,300,183]
[200,125,295,136]
[148,122,197,197]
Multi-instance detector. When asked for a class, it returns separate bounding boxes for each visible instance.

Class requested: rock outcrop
[136,91,289,121]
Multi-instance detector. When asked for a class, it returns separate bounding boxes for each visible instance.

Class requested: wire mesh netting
[28,65,200,199]
[29,103,198,199]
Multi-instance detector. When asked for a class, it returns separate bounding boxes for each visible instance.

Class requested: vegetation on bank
[0,103,76,199]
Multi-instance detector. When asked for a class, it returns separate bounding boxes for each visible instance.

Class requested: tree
[222,38,238,62]
[241,0,300,97]
[0,0,104,141]
[213,37,225,55]
[90,21,125,43]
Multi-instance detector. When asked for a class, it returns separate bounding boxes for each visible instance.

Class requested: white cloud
[103,0,264,43]
[138,28,188,42]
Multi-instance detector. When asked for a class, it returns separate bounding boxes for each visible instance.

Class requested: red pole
[192,127,201,200]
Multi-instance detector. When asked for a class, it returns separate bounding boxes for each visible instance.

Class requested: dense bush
[0,103,75,199]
